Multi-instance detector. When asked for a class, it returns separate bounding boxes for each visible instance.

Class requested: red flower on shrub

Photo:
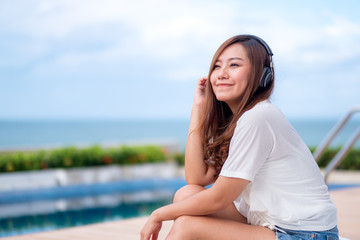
[42,163,48,169]
[103,156,112,164]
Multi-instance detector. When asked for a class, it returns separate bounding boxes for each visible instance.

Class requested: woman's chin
[215,96,231,104]
[215,95,227,102]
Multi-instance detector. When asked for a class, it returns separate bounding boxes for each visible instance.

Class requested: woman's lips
[216,83,233,87]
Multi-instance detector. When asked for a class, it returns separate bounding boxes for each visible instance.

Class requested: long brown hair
[200,35,275,178]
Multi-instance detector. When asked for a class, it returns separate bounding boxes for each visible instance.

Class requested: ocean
[0,118,359,151]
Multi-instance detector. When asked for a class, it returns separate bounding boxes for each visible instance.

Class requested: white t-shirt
[219,100,337,231]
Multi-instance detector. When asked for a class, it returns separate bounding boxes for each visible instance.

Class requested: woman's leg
[166,185,275,240]
[166,215,276,240]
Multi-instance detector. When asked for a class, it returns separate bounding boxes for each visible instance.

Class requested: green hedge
[0,145,169,173]
[1,146,359,173]
[310,147,360,170]
[173,147,360,170]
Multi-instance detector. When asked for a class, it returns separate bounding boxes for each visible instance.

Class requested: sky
[1,0,360,120]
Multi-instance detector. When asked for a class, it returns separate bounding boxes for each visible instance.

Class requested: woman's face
[210,43,251,113]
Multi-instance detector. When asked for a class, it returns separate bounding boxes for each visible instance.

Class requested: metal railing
[312,106,360,183]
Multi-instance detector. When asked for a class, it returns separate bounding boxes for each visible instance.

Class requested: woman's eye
[230,63,239,67]
[213,65,220,70]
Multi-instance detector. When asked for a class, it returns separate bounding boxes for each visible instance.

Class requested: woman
[140,35,339,240]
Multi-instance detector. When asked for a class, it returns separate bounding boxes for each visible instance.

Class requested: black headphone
[244,35,274,88]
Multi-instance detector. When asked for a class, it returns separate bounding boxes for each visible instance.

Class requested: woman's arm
[184,77,216,186]
[185,105,216,186]
[140,176,250,240]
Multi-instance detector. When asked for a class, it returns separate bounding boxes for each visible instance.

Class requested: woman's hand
[193,76,208,107]
[140,214,162,240]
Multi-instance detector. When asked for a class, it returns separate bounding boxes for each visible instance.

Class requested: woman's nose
[218,67,229,79]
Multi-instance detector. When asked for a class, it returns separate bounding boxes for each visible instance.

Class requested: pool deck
[2,171,360,240]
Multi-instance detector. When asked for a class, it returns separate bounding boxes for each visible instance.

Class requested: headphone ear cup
[259,67,273,88]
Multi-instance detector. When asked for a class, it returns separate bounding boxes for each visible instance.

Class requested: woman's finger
[140,230,150,240]
[199,76,208,86]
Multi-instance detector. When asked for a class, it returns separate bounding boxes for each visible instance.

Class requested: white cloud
[3,1,360,65]
[1,0,237,66]
[271,13,360,68]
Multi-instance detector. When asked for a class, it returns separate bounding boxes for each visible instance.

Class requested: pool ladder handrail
[312,106,360,183]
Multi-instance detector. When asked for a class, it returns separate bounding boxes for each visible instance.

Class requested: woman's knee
[173,184,206,203]
[166,216,198,239]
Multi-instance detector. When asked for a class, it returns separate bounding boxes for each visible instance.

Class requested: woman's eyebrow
[228,57,244,61]
[216,57,244,63]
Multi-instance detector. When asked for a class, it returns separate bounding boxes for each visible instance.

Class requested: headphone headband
[244,34,273,56]
[243,35,274,88]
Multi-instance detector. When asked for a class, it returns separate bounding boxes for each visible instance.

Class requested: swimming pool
[0,195,172,237]
[0,179,358,238]
[0,177,186,237]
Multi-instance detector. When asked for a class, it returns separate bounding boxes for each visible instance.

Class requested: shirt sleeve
[220,111,274,182]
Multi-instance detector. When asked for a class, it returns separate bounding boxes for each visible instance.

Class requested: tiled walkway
[2,186,359,240]
[330,187,360,239]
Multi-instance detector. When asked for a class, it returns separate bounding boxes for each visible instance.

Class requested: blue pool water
[328,183,360,191]
[0,199,171,237]
[0,178,187,237]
